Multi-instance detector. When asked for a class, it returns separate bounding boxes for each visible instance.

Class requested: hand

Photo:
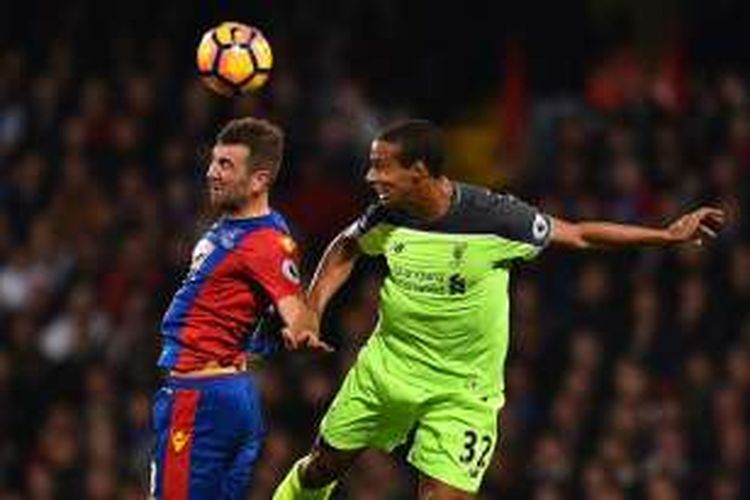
[666,207,726,245]
[282,328,334,352]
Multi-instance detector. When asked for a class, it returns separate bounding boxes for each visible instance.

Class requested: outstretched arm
[550,207,726,250]
[308,230,362,316]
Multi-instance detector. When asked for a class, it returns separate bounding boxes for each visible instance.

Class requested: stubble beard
[210,186,249,216]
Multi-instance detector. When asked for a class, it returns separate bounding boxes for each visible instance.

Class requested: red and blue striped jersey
[158,211,301,371]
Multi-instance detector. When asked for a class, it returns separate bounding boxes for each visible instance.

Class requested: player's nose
[365,167,378,184]
[206,161,221,181]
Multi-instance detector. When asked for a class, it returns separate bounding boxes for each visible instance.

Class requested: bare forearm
[551,218,675,249]
[276,294,333,352]
[277,294,318,333]
[576,222,674,248]
[308,234,359,315]
[551,207,725,250]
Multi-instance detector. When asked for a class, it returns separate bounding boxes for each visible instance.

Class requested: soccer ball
[196,22,273,96]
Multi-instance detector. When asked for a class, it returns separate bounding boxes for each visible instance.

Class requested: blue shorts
[151,373,265,499]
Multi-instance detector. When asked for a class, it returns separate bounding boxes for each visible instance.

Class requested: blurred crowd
[2,2,750,499]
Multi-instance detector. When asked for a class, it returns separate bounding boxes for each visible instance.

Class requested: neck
[227,193,271,219]
[404,177,454,221]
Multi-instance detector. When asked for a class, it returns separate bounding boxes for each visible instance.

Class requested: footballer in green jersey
[275,120,725,499]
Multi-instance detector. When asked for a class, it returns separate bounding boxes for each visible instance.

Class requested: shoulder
[360,203,393,227]
[457,183,527,214]
[268,210,292,234]
[450,183,551,244]
[238,226,298,257]
[346,203,396,238]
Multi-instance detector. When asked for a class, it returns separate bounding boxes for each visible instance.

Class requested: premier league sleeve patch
[281,258,301,285]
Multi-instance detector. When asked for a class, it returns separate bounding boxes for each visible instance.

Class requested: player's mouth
[372,185,392,203]
[208,185,227,204]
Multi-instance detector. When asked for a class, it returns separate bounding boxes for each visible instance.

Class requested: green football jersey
[348,182,551,400]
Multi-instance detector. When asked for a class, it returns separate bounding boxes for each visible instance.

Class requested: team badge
[189,239,215,275]
[171,429,190,453]
[452,241,468,263]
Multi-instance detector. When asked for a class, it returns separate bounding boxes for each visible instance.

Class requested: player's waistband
[164,371,256,391]
[167,358,250,378]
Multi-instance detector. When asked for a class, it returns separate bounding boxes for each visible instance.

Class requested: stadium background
[2,0,749,498]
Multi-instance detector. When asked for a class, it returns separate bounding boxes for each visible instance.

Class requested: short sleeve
[343,204,390,256]
[483,192,551,260]
[239,229,302,304]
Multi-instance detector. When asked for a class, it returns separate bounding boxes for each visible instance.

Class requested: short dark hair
[216,117,284,181]
[377,119,445,176]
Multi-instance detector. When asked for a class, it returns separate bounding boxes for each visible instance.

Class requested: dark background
[1,1,749,498]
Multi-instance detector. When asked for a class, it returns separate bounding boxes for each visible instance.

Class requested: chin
[209,196,225,208]
[209,198,234,213]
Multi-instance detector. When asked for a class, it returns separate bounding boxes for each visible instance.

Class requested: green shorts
[319,345,502,493]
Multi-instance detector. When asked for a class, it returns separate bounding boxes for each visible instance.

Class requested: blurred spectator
[39,284,111,363]
[1,1,748,498]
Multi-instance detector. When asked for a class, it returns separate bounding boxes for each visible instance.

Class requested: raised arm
[308,230,363,317]
[549,207,726,250]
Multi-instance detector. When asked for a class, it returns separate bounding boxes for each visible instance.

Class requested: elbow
[561,225,593,249]
[551,219,593,250]
[572,235,593,249]
[566,226,595,250]
[568,223,599,249]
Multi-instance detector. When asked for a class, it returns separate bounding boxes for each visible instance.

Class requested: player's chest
[382,230,502,284]
[185,227,246,284]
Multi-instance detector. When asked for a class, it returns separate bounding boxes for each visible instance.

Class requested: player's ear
[412,160,431,179]
[250,169,272,191]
